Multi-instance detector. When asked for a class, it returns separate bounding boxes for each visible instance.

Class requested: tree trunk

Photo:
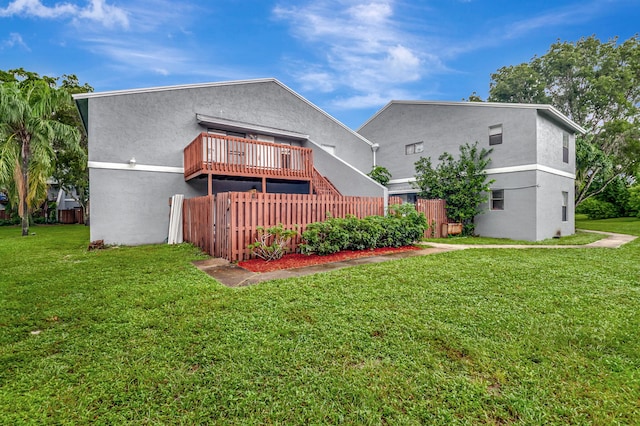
[21,136,30,236]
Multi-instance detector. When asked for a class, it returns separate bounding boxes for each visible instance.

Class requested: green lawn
[424,230,605,245]
[1,221,639,424]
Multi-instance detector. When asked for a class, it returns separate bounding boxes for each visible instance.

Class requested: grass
[576,214,640,236]
[424,230,604,245]
[1,221,639,424]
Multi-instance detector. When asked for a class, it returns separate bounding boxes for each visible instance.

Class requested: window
[491,189,504,210]
[562,191,568,222]
[405,141,424,155]
[489,125,503,146]
[562,133,569,163]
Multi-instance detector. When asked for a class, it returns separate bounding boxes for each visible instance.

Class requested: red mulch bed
[238,246,421,273]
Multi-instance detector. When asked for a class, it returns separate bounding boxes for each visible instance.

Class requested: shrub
[367,165,392,186]
[627,185,640,217]
[576,198,619,220]
[342,215,383,251]
[300,204,428,255]
[299,218,350,255]
[248,224,298,261]
[379,204,428,247]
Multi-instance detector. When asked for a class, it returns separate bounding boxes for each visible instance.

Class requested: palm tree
[0,80,80,236]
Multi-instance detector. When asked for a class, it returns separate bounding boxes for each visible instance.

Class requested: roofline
[72,77,376,147]
[71,78,279,100]
[358,100,587,135]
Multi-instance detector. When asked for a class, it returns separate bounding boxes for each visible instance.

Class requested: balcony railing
[184,132,314,181]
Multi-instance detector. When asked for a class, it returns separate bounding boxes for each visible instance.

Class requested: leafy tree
[0,80,81,235]
[51,74,93,224]
[414,142,493,235]
[1,69,92,226]
[464,92,484,102]
[487,35,640,206]
[367,165,392,186]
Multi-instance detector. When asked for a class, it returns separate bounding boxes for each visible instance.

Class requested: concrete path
[423,229,637,250]
[194,230,636,287]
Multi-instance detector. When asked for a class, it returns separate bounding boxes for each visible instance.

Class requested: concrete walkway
[194,230,636,287]
[423,229,637,251]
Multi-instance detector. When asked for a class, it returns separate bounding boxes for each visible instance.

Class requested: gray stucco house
[73,79,385,245]
[74,79,586,245]
[357,101,586,241]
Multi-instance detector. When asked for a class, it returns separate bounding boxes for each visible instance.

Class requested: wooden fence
[184,192,385,262]
[58,208,84,224]
[384,196,449,238]
[415,198,448,238]
[183,192,452,261]
[0,209,85,223]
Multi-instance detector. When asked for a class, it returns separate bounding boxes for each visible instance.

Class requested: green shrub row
[576,198,620,220]
[300,204,428,255]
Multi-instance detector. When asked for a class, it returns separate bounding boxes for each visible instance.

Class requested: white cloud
[84,37,189,74]
[2,32,30,50]
[330,86,421,109]
[296,69,336,93]
[0,0,76,18]
[385,45,421,81]
[76,0,129,29]
[0,0,129,28]
[503,3,603,40]
[273,0,428,104]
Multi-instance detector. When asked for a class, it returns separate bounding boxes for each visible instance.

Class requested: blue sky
[1,0,638,128]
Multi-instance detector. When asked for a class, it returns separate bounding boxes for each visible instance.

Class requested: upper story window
[405,141,424,155]
[491,189,504,210]
[562,133,569,163]
[489,125,503,146]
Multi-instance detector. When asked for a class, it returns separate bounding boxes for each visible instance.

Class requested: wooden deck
[184,132,314,182]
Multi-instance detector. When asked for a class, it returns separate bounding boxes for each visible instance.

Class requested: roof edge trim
[72,78,279,100]
[358,100,587,135]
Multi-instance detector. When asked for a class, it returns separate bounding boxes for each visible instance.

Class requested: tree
[414,142,493,235]
[0,80,81,235]
[487,35,640,206]
[52,74,93,224]
[367,165,392,186]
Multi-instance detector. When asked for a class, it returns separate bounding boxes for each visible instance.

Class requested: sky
[1,0,638,129]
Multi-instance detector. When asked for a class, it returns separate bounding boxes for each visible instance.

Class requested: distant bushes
[576,198,621,220]
[300,204,427,255]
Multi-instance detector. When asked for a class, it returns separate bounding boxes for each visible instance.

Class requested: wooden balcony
[184,132,314,182]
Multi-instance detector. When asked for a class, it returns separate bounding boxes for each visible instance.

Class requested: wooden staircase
[312,168,341,196]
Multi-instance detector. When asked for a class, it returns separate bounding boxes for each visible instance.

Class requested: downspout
[371,143,379,167]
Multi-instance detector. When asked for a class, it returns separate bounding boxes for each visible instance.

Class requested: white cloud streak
[2,32,30,50]
[0,0,129,28]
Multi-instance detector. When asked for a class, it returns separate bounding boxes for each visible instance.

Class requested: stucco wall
[89,168,207,245]
[475,171,539,241]
[536,113,575,173]
[357,102,539,182]
[308,140,386,197]
[535,171,575,240]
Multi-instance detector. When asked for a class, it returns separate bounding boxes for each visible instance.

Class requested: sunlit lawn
[1,220,639,424]
[424,230,605,245]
